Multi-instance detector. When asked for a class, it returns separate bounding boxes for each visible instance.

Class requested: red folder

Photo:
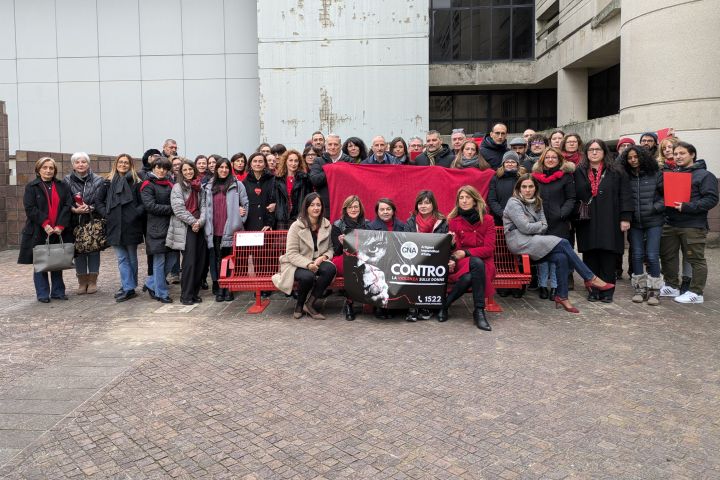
[657,128,672,141]
[663,172,691,207]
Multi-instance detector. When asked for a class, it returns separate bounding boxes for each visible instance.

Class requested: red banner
[325,163,495,221]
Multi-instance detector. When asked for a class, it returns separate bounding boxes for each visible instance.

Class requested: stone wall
[0,102,8,249]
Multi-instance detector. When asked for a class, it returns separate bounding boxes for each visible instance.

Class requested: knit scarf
[589,164,604,197]
[415,213,436,233]
[184,177,202,219]
[107,173,134,210]
[458,207,480,225]
[563,151,581,165]
[532,169,564,184]
[425,148,439,165]
[459,156,480,169]
[664,158,677,170]
[140,177,172,192]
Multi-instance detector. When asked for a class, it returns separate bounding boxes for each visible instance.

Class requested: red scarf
[384,219,394,231]
[415,213,436,233]
[664,158,676,169]
[140,178,172,192]
[286,176,295,212]
[563,151,581,165]
[40,181,61,228]
[532,170,564,184]
[184,178,202,219]
[235,172,247,182]
[588,164,604,197]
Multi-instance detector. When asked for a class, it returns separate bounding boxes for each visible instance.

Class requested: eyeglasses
[531,141,545,146]
[587,148,603,153]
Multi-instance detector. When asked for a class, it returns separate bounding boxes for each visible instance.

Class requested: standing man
[508,137,533,171]
[450,128,466,155]
[311,131,326,153]
[323,134,352,164]
[408,136,424,154]
[309,133,351,218]
[639,132,659,158]
[413,130,454,167]
[161,139,178,158]
[479,123,509,169]
[362,136,400,164]
[523,129,536,142]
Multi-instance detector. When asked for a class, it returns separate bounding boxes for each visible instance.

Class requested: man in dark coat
[479,123,509,169]
[309,134,353,218]
[413,130,454,167]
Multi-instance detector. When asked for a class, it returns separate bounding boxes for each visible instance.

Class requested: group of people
[19,127,717,331]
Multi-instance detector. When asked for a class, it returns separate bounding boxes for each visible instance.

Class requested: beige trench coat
[272,218,334,294]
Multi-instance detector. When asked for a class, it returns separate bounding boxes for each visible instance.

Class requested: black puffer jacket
[275,172,311,230]
[664,159,719,229]
[488,171,520,225]
[140,173,174,255]
[628,171,664,228]
[533,163,576,239]
[404,215,449,234]
[413,144,454,167]
[63,170,105,230]
[479,136,508,169]
[96,174,145,246]
[243,171,277,231]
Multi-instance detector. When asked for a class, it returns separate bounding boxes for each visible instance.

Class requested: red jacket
[448,214,496,297]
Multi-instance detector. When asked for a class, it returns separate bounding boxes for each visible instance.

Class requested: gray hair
[327,133,341,141]
[408,136,423,143]
[70,152,90,164]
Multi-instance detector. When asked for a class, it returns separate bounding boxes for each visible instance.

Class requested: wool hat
[617,137,635,147]
[502,151,520,164]
[508,137,526,146]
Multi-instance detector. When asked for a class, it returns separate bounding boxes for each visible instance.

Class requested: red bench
[219,227,531,314]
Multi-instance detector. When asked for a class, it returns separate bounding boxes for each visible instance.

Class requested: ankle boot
[86,273,98,294]
[343,300,355,321]
[438,289,462,322]
[212,281,220,295]
[76,274,89,295]
[474,308,491,331]
[303,295,325,320]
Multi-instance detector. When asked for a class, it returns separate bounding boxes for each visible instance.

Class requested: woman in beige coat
[272,192,335,319]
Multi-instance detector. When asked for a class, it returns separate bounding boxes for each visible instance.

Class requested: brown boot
[86,273,98,294]
[76,274,88,295]
[303,295,326,320]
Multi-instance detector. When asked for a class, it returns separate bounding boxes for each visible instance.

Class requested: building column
[557,68,588,126]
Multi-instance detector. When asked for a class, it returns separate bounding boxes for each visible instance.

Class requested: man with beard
[413,130,454,167]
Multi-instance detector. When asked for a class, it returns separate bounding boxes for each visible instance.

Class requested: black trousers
[212,236,232,286]
[294,262,336,306]
[448,257,486,309]
[583,249,618,297]
[181,226,206,301]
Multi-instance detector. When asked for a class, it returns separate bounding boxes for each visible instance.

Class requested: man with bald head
[362,136,400,164]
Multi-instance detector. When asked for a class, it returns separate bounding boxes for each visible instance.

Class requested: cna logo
[400,241,418,260]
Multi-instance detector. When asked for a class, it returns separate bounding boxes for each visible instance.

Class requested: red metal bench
[219,227,531,314]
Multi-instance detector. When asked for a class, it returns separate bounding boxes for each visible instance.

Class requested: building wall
[0,0,260,159]
[258,0,429,150]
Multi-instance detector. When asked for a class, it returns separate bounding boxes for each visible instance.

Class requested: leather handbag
[577,198,592,221]
[33,234,75,273]
[73,215,109,254]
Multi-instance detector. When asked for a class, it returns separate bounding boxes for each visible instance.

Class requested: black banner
[343,230,452,308]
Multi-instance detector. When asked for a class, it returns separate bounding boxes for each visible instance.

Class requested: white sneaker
[659,285,680,297]
[673,291,704,304]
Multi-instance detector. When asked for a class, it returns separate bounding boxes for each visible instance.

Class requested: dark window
[588,64,620,120]
[429,90,557,135]
[430,0,534,62]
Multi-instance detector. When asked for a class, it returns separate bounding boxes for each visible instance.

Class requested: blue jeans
[113,245,139,292]
[629,225,662,277]
[74,252,100,275]
[537,261,557,288]
[144,251,178,299]
[33,270,66,300]
[542,239,594,299]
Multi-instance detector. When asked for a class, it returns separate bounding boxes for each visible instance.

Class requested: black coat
[488,172,519,225]
[63,170,105,230]
[574,165,633,253]
[96,175,145,246]
[275,172,311,230]
[535,167,576,239]
[627,170,665,229]
[479,136,508,170]
[140,175,174,255]
[368,217,406,232]
[309,153,353,218]
[331,216,372,255]
[243,171,277,230]
[664,160,719,229]
[404,215,449,234]
[413,144,454,167]
[18,178,73,264]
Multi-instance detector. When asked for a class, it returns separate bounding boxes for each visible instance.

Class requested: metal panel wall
[257,0,429,149]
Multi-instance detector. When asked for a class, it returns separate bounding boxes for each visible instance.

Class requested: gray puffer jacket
[166,183,207,251]
[503,196,562,260]
[204,179,249,248]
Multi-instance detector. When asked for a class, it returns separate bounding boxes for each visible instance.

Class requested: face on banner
[343,230,452,309]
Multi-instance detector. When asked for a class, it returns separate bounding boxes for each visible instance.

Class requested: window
[429,90,557,134]
[430,0,535,62]
[588,64,620,120]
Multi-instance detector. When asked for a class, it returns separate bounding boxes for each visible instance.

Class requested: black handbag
[577,198,592,221]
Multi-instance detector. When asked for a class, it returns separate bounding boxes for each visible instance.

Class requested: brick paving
[0,247,719,478]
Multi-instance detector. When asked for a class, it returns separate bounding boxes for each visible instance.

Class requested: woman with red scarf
[18,157,73,303]
[167,160,206,305]
[531,147,576,299]
[561,133,584,166]
[574,139,633,303]
[231,152,247,181]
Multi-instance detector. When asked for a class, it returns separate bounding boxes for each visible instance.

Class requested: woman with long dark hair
[204,158,249,301]
[96,154,145,302]
[273,193,336,319]
[574,139,633,303]
[243,152,276,231]
[342,137,368,164]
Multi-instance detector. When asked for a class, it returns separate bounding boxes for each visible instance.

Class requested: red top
[40,182,64,230]
[448,214,496,297]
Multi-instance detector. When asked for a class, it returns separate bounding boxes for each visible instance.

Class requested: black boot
[215,288,225,302]
[438,288,463,322]
[343,301,355,321]
[474,308,491,331]
[405,308,418,322]
[224,290,234,302]
[548,288,556,301]
[587,288,599,302]
[538,287,549,299]
[212,281,220,295]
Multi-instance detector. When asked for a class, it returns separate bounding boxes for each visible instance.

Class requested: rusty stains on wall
[318,88,351,133]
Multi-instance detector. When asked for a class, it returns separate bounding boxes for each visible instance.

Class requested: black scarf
[107,172,135,210]
[341,215,365,234]
[458,207,480,225]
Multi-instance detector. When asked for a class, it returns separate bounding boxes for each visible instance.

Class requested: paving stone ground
[0,246,719,479]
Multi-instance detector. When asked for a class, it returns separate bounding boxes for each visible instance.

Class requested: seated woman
[405,190,448,322]
[368,198,405,232]
[272,193,336,320]
[503,174,614,313]
[443,186,495,331]
[331,195,371,320]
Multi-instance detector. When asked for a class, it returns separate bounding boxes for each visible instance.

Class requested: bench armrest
[219,255,235,280]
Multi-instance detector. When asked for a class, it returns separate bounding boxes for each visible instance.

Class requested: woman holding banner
[332,195,371,320]
[442,186,495,331]
[404,190,448,322]
[368,198,405,318]
[273,193,336,320]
